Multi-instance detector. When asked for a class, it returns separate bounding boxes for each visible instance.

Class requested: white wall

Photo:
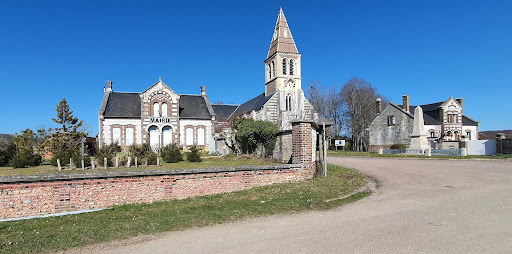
[102,119,142,146]
[467,140,496,155]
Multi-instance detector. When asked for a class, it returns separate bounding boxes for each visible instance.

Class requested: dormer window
[289,59,294,75]
[282,59,287,75]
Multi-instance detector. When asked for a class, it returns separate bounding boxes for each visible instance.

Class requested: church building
[98,8,317,159]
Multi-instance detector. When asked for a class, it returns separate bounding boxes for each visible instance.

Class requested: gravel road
[67,157,512,254]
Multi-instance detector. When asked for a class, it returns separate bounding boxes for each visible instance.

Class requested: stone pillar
[292,121,315,179]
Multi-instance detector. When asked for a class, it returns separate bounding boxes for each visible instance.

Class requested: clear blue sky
[1,0,511,136]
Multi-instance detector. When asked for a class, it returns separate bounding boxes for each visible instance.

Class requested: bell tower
[264,8,302,96]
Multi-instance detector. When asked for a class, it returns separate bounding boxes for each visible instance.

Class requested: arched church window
[289,59,294,75]
[285,94,292,111]
[161,103,168,117]
[282,59,287,75]
[271,61,275,77]
[153,102,159,117]
[268,63,271,79]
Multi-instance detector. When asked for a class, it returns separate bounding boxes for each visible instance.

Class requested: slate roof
[230,92,276,119]
[103,92,141,118]
[179,95,212,120]
[212,105,238,121]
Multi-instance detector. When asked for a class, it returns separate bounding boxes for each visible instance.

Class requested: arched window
[149,126,159,150]
[268,63,271,79]
[153,102,159,117]
[271,61,275,77]
[282,59,287,75]
[197,128,205,146]
[285,94,292,111]
[163,126,172,147]
[161,103,168,117]
[126,128,134,146]
[289,59,294,75]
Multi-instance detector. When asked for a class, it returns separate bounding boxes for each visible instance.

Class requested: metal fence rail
[381,148,465,156]
[431,149,465,156]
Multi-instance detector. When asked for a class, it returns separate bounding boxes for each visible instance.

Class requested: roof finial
[159,77,162,82]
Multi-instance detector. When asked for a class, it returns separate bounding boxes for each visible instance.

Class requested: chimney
[376,98,382,114]
[106,81,113,93]
[402,95,409,112]
[456,97,463,112]
[201,86,206,96]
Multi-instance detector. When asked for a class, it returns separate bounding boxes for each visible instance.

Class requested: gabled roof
[398,101,478,126]
[230,92,276,119]
[267,8,299,59]
[212,104,239,121]
[103,92,141,118]
[179,95,212,120]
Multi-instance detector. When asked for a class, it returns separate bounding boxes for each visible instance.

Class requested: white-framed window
[289,59,294,75]
[197,128,205,146]
[153,102,159,117]
[271,61,275,77]
[149,126,159,150]
[112,127,121,145]
[387,116,396,126]
[161,103,168,117]
[282,59,287,75]
[126,128,134,146]
[285,94,292,111]
[186,128,194,145]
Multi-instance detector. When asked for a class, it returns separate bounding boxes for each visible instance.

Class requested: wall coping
[0,164,303,184]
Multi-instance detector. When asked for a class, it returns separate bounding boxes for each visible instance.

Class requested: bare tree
[341,77,383,151]
[307,82,343,145]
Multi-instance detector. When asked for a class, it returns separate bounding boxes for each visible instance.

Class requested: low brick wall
[0,164,312,220]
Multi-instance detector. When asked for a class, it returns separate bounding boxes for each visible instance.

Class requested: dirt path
[66,157,512,254]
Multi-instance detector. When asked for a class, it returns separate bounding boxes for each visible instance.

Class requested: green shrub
[73,155,91,168]
[51,150,73,166]
[187,146,202,162]
[11,148,42,168]
[128,143,158,166]
[94,143,121,167]
[390,144,406,150]
[0,142,16,166]
[161,144,182,163]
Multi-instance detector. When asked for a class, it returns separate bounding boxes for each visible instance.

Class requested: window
[153,103,159,117]
[454,131,460,140]
[466,131,471,140]
[126,128,134,146]
[197,128,205,146]
[149,126,159,150]
[430,132,435,138]
[289,59,294,75]
[161,103,168,117]
[387,116,396,126]
[282,59,287,75]
[268,64,271,79]
[271,61,275,77]
[453,113,458,123]
[112,128,121,144]
[163,126,172,147]
[285,94,292,111]
[186,128,194,145]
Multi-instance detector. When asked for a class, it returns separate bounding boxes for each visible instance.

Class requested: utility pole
[323,122,327,177]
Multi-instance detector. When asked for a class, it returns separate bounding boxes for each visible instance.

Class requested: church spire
[267,8,299,59]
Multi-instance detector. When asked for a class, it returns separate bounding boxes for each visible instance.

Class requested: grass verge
[0,155,277,177]
[0,164,369,253]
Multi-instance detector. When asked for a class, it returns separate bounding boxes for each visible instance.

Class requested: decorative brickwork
[292,121,315,177]
[0,165,311,220]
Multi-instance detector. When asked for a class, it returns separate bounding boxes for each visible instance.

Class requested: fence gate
[467,140,496,155]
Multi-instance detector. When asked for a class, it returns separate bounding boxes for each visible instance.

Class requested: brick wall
[0,165,310,220]
[292,122,315,175]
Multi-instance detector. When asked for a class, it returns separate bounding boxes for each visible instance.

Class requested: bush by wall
[187,146,202,162]
[161,144,182,163]
[11,148,42,168]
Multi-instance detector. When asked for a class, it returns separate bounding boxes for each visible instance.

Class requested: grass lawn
[327,150,512,160]
[0,164,369,254]
[0,155,277,177]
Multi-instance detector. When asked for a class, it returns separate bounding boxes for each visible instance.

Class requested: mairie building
[98,8,317,161]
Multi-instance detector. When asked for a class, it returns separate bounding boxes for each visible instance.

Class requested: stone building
[98,8,317,160]
[369,95,479,151]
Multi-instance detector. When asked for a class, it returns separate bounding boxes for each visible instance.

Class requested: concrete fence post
[104,157,107,169]
[157,158,160,166]
[70,158,73,170]
[91,158,95,170]
[135,157,138,168]
[81,159,85,170]
[115,157,119,168]
[127,157,131,168]
[145,159,148,167]
[57,159,61,171]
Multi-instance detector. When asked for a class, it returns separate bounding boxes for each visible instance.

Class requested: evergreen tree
[46,98,87,166]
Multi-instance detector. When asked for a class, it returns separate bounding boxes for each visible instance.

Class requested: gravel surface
[66,157,512,254]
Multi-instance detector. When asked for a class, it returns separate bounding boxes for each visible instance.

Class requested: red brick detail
[292,122,315,178]
[0,167,310,220]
